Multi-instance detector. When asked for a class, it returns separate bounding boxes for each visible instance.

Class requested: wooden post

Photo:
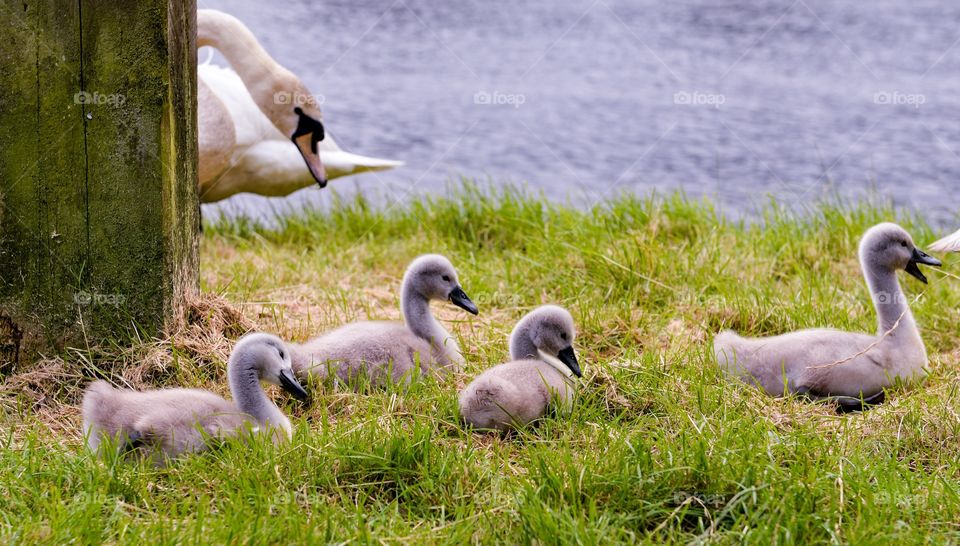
[0,0,199,370]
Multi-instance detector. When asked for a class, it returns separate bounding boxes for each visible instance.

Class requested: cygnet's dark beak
[557,346,582,378]
[279,368,309,401]
[833,390,886,414]
[448,286,479,315]
[905,248,942,284]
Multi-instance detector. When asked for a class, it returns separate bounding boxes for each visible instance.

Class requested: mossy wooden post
[0,0,199,370]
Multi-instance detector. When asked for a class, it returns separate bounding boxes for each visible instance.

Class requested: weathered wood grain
[0,0,198,370]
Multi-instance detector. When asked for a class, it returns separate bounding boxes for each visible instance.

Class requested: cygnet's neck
[510,323,574,380]
[228,353,292,439]
[509,319,538,362]
[862,257,916,336]
[538,350,575,379]
[401,283,462,365]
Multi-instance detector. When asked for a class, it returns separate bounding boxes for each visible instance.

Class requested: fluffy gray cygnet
[82,332,308,465]
[714,223,941,412]
[292,254,478,388]
[459,305,581,432]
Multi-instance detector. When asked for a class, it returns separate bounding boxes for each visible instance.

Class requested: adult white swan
[197,9,402,203]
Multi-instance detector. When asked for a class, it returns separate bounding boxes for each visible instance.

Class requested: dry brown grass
[0,293,257,423]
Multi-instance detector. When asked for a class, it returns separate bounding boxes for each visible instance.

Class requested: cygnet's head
[859,222,942,283]
[403,254,479,314]
[228,332,309,401]
[510,305,581,377]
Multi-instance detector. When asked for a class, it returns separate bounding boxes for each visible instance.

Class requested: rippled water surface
[202,0,959,225]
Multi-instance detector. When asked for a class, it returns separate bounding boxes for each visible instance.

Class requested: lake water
[201,0,959,226]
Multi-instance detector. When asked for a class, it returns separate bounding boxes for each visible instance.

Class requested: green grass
[2,183,960,544]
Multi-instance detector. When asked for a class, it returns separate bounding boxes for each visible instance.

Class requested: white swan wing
[198,61,403,183]
[199,62,278,148]
[930,228,960,253]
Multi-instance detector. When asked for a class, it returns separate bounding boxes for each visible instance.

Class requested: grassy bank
[2,185,959,544]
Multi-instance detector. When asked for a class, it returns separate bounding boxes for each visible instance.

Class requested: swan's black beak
[291,107,327,188]
[279,368,309,401]
[905,248,942,284]
[557,346,582,378]
[448,286,478,315]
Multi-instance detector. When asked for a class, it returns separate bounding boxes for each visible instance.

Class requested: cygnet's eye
[560,332,568,340]
[278,348,285,359]
[441,275,451,282]
[900,241,909,248]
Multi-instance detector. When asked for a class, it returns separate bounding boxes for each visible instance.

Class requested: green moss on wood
[0,0,198,367]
